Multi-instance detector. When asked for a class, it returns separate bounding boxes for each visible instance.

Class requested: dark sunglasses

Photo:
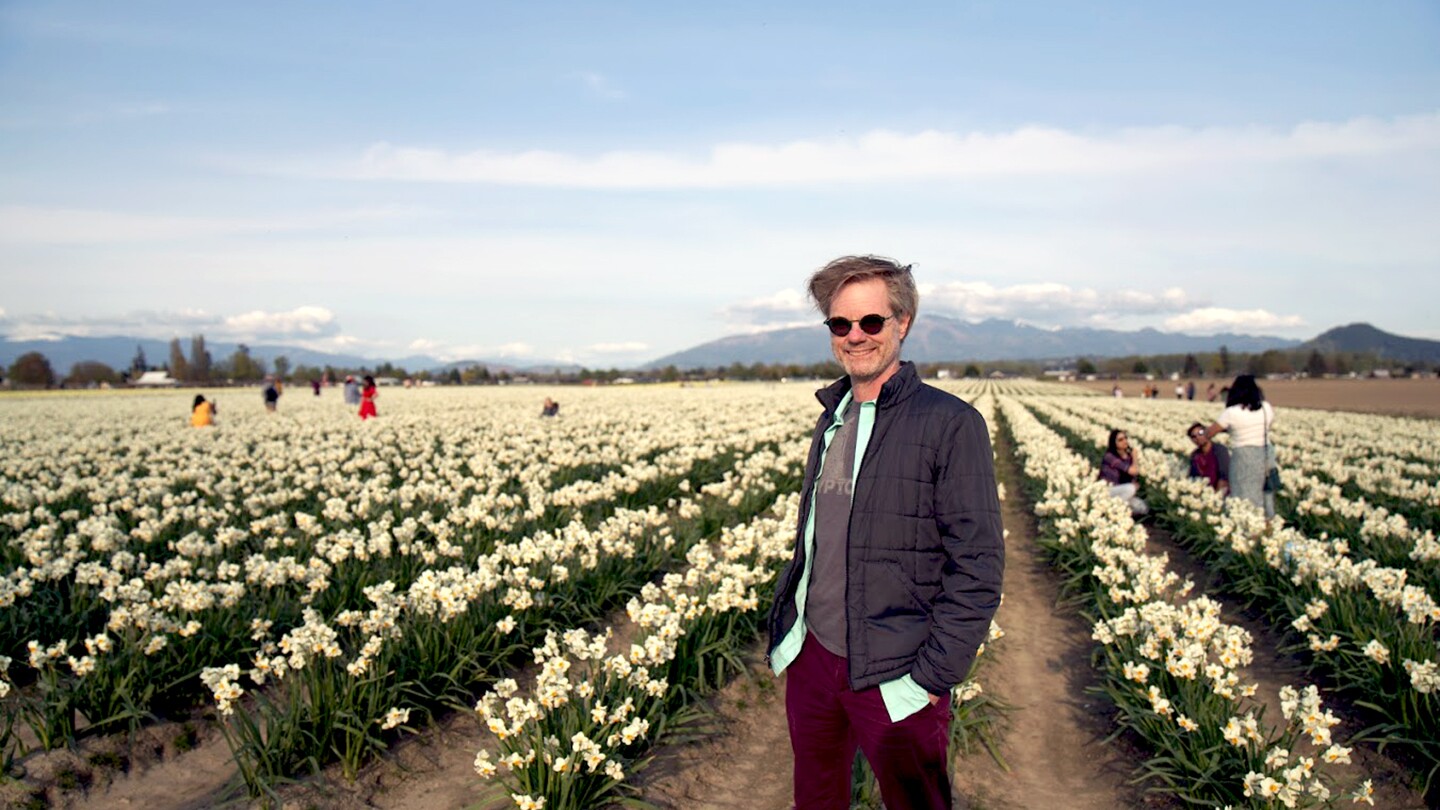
[824,313,895,337]
[1189,430,1205,439]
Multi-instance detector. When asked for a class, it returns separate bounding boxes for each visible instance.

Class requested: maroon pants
[785,632,953,809]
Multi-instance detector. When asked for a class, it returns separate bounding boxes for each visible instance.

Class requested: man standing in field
[767,255,1005,809]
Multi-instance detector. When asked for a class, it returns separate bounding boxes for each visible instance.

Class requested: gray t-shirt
[806,400,858,657]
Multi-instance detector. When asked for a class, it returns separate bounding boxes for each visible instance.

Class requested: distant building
[132,370,180,387]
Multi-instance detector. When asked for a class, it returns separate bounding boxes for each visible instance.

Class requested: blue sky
[2,1,1437,367]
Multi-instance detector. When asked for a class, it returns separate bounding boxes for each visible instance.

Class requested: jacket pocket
[882,561,933,614]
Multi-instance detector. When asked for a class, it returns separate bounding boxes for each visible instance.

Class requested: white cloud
[396,341,542,363]
[419,343,486,362]
[1,310,213,342]
[311,113,1440,188]
[0,306,346,346]
[396,334,659,366]
[324,335,366,349]
[223,306,338,337]
[408,339,645,366]
[495,342,534,357]
[585,341,648,353]
[721,289,815,330]
[4,325,67,341]
[722,281,1209,335]
[1163,308,1306,334]
[923,281,1200,324]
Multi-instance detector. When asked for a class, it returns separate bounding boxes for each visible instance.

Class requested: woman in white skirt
[1204,374,1276,518]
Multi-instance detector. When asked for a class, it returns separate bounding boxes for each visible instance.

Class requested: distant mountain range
[3,321,1436,377]
[0,336,578,378]
[644,316,1308,369]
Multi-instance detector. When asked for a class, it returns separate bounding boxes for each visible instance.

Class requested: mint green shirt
[770,390,936,722]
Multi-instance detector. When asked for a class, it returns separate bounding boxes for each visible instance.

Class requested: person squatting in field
[1187,421,1230,495]
[191,394,215,427]
[1098,427,1149,516]
[767,255,1005,810]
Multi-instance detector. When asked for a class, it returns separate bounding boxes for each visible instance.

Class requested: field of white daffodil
[0,383,815,801]
[1,380,1435,809]
[997,385,1439,808]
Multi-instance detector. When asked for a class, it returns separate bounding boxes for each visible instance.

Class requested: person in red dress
[358,375,378,420]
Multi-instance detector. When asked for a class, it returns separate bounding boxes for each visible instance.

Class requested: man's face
[828,277,909,387]
[1189,428,1209,449]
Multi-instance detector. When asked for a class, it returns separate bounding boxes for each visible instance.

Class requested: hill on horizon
[1301,323,1440,364]
[644,316,1306,369]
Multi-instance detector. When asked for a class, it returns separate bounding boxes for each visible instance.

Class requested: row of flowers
[0,386,816,794]
[471,491,803,809]
[1021,393,1439,798]
[997,395,1374,807]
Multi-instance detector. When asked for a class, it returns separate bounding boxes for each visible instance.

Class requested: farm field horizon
[1,379,1436,809]
[1071,376,1440,419]
[7,373,1437,416]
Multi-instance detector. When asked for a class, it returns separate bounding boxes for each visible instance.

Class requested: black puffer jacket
[767,362,1005,695]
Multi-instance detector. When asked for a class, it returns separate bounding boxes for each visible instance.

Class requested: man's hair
[1186,422,1206,438]
[807,255,919,323]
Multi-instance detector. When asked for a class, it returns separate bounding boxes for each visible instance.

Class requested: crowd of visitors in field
[186,373,564,426]
[186,362,1276,524]
[1101,372,1279,519]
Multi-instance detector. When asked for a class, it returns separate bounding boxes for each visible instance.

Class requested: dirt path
[68,735,239,810]
[634,652,794,810]
[948,429,1159,810]
[0,719,242,810]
